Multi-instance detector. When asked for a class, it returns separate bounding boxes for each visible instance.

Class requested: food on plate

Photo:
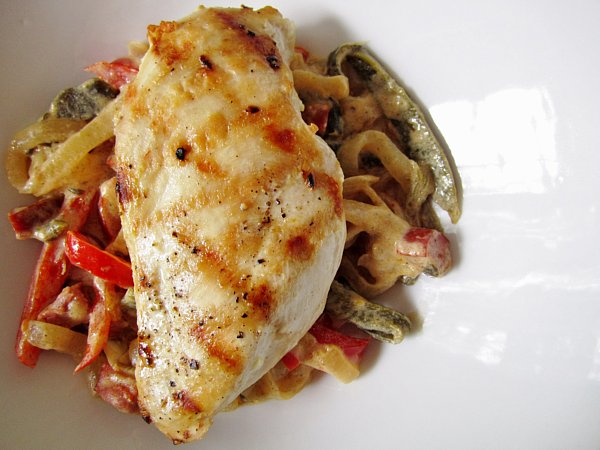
[4,4,461,444]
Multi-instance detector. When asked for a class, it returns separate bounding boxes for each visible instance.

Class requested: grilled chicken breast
[113,6,345,443]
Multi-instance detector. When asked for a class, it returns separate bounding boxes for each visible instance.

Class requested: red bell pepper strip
[85,58,139,90]
[74,292,110,373]
[65,231,133,289]
[8,195,63,240]
[302,101,332,136]
[94,361,138,413]
[15,239,70,367]
[295,46,310,62]
[14,190,96,367]
[309,316,370,361]
[282,316,370,371]
[281,351,301,371]
[397,227,452,276]
[9,189,97,242]
[59,189,98,230]
[37,282,90,328]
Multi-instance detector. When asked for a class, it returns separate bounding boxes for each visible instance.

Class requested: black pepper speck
[200,55,213,70]
[266,54,279,69]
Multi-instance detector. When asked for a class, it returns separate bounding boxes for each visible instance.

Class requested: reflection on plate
[1,1,599,449]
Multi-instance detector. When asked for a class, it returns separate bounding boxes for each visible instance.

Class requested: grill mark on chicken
[173,390,203,413]
[265,125,297,153]
[204,113,230,147]
[182,239,275,321]
[245,283,273,317]
[195,159,223,175]
[215,10,282,72]
[316,172,343,217]
[200,333,243,373]
[190,317,243,374]
[138,338,155,367]
[124,83,138,103]
[228,85,324,167]
[172,142,223,176]
[286,235,314,261]
[148,21,194,66]
[115,170,133,205]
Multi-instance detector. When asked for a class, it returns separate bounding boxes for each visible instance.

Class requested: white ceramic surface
[1,1,599,449]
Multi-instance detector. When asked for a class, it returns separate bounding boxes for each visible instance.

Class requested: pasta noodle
[337,129,434,224]
[292,70,350,100]
[343,188,417,297]
[236,363,314,406]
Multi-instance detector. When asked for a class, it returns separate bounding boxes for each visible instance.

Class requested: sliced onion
[6,118,86,192]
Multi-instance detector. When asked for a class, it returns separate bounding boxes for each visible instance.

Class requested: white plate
[2,1,600,449]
